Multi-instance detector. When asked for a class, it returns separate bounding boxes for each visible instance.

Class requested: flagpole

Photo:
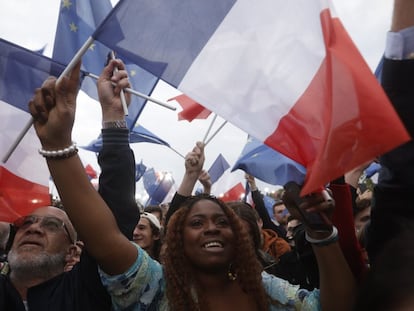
[57,36,95,84]
[202,114,217,143]
[204,120,228,146]
[3,37,95,164]
[2,118,33,163]
[109,51,128,115]
[85,73,175,111]
[168,146,186,159]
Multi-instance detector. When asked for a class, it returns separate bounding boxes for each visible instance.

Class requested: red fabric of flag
[0,167,50,222]
[168,94,212,122]
[219,182,245,202]
[85,164,98,179]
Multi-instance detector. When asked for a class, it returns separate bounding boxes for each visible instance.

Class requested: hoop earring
[227,263,238,281]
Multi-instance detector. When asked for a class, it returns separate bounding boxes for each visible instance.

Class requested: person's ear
[64,243,82,272]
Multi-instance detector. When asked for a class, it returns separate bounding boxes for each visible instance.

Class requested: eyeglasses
[14,215,74,244]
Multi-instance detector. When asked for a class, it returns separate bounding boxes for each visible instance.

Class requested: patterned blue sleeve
[262,271,321,311]
[99,243,167,311]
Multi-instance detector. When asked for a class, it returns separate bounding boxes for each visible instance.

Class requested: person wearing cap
[133,212,162,261]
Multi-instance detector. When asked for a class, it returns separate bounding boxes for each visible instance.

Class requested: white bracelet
[305,226,338,246]
[38,142,78,159]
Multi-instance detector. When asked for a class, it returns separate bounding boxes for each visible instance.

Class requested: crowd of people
[1,0,414,309]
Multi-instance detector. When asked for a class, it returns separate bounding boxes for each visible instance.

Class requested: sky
[0,1,393,201]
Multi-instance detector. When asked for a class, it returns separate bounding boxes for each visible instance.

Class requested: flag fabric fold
[168,94,211,122]
[208,154,230,184]
[135,160,147,182]
[81,124,170,152]
[0,39,62,221]
[232,136,306,186]
[92,0,410,194]
[53,0,159,129]
[129,125,171,147]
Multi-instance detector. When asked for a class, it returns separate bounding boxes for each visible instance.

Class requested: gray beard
[7,249,66,281]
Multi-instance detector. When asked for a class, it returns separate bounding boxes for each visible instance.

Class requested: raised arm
[165,141,205,226]
[368,0,414,264]
[97,63,139,240]
[28,60,137,275]
[245,174,287,237]
[282,186,356,311]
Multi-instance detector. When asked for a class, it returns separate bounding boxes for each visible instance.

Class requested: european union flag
[53,0,158,129]
[232,136,306,186]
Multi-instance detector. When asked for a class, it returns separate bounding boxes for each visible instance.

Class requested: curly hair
[163,194,272,311]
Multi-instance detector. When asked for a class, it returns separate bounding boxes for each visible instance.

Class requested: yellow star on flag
[69,22,78,32]
[62,0,72,9]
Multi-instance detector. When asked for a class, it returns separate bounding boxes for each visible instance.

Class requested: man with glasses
[0,59,139,310]
[7,207,77,299]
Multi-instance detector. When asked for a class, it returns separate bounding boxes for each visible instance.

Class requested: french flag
[168,94,212,122]
[0,39,64,222]
[94,0,409,194]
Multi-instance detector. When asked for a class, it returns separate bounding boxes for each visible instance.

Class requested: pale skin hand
[97,59,131,122]
[245,174,257,191]
[177,141,205,196]
[344,160,372,189]
[198,170,212,194]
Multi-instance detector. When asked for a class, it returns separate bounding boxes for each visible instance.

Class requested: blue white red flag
[143,169,175,206]
[0,39,63,221]
[208,154,230,184]
[232,136,306,186]
[92,0,409,194]
[53,0,158,129]
[168,94,211,122]
[219,182,245,202]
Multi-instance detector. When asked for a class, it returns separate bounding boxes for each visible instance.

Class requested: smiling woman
[164,195,269,310]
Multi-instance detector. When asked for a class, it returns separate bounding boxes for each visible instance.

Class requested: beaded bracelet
[305,226,339,247]
[38,142,78,160]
